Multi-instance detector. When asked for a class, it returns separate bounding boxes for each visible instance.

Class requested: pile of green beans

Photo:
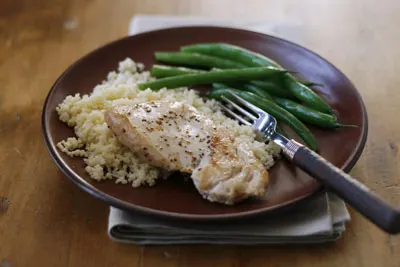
[181,43,333,114]
[138,43,357,151]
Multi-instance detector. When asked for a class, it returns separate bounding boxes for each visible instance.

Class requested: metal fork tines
[219,93,288,149]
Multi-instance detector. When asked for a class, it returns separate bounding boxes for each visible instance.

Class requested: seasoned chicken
[105,101,269,204]
[191,127,269,204]
[104,101,214,173]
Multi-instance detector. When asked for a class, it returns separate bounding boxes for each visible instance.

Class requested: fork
[219,92,400,234]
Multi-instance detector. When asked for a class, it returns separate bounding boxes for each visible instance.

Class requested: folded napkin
[107,15,350,245]
[109,192,349,245]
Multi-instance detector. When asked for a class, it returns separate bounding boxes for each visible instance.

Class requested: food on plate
[56,58,280,204]
[149,43,357,150]
[180,43,310,85]
[151,64,206,78]
[104,101,214,173]
[137,66,286,90]
[272,98,356,129]
[191,125,269,204]
[208,87,319,151]
[282,77,333,115]
[155,52,246,69]
[151,65,294,98]
[212,82,273,101]
[181,43,282,68]
[105,100,269,204]
[249,80,294,98]
[213,83,355,130]
[180,43,334,114]
[55,42,356,205]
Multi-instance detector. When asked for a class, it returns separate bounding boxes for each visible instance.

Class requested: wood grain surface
[1,0,399,266]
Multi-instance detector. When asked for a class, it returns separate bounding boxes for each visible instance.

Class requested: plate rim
[41,25,369,221]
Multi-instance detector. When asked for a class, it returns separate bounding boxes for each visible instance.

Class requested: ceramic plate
[42,26,368,220]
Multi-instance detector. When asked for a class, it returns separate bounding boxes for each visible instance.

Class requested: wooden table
[1,0,399,266]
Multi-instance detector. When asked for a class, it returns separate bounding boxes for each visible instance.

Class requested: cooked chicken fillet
[105,101,269,204]
[104,101,214,172]
[191,127,269,204]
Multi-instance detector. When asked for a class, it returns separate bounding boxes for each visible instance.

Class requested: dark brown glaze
[41,26,368,221]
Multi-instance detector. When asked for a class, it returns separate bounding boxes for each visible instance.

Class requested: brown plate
[42,26,368,221]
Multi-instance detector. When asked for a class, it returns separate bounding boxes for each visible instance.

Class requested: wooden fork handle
[288,141,400,234]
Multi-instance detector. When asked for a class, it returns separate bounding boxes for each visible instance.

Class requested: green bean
[155,52,246,69]
[283,77,333,114]
[138,67,286,90]
[181,43,333,114]
[249,80,294,99]
[181,43,322,87]
[151,65,293,100]
[151,65,205,78]
[242,83,274,101]
[181,43,279,68]
[211,77,294,99]
[211,83,231,90]
[212,82,273,101]
[208,88,318,151]
[296,78,324,87]
[273,97,357,129]
[210,67,294,99]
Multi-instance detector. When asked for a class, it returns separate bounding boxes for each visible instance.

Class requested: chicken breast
[105,100,269,204]
[191,127,269,205]
[104,101,214,173]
